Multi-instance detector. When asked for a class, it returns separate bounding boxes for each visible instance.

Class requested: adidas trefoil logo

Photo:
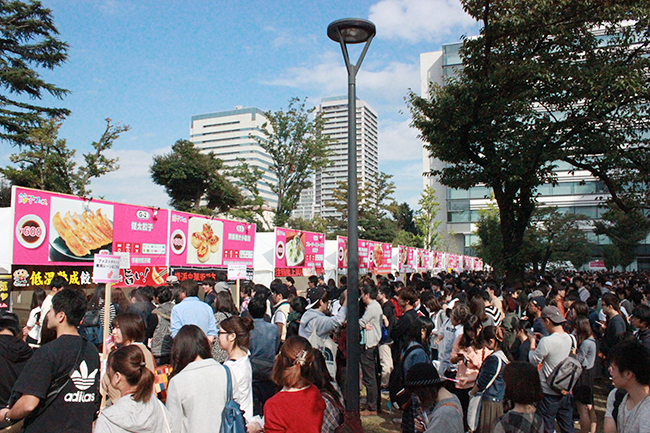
[71,361,98,391]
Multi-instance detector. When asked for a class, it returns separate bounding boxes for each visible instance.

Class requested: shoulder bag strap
[439,402,463,418]
[484,355,502,391]
[223,365,233,402]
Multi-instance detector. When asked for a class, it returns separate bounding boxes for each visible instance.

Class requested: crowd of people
[0,269,648,433]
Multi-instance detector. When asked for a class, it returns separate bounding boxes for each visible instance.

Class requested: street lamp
[328,17,375,429]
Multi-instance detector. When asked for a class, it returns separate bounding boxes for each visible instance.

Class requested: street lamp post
[327,18,375,430]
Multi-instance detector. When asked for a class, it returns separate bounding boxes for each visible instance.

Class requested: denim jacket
[476,350,508,402]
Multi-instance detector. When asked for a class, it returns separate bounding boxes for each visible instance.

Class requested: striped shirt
[485,304,504,327]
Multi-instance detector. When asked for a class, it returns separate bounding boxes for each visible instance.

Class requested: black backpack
[388,343,425,410]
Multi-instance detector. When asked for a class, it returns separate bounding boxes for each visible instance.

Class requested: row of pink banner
[336,236,392,275]
[12,187,255,288]
[398,246,483,273]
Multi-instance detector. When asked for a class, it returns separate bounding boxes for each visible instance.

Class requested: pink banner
[13,187,168,269]
[275,229,325,277]
[416,249,430,271]
[168,211,255,268]
[368,241,392,274]
[337,236,379,275]
[398,246,416,273]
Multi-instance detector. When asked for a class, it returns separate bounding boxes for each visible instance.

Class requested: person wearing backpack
[528,306,575,433]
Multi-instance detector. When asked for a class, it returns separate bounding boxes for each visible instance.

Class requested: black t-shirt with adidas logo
[13,335,100,433]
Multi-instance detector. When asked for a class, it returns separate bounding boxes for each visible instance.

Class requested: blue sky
[1,0,478,211]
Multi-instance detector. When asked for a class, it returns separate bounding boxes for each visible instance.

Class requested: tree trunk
[494,186,536,286]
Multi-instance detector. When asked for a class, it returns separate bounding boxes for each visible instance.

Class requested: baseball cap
[541,306,566,324]
[306,286,327,309]
[529,290,544,298]
[530,296,546,309]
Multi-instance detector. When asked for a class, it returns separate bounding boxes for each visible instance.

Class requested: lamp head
[328,18,376,44]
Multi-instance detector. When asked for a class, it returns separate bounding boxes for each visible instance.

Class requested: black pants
[253,380,277,416]
[360,345,378,411]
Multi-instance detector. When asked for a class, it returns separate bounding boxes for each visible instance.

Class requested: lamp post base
[339,410,365,432]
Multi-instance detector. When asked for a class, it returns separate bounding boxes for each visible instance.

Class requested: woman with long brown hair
[166,325,229,433]
[573,315,597,433]
[212,291,239,362]
[95,345,171,433]
[264,336,325,433]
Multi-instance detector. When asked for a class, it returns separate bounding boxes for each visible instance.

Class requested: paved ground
[361,379,611,433]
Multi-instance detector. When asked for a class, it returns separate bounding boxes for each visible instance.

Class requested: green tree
[254,97,332,227]
[226,160,273,231]
[326,172,398,242]
[524,208,592,273]
[390,202,420,237]
[473,205,505,276]
[361,172,398,243]
[0,1,70,145]
[285,216,329,235]
[392,230,419,248]
[150,139,242,213]
[594,206,650,270]
[408,0,650,283]
[415,186,442,249]
[1,117,127,196]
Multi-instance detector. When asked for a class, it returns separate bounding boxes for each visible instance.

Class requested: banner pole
[235,279,240,311]
[101,282,112,360]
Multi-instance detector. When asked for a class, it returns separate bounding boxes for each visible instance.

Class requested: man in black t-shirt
[0,289,100,433]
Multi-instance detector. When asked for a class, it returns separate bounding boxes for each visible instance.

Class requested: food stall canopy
[253,232,275,287]
[0,208,12,274]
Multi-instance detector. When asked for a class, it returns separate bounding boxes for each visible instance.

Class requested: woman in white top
[219,315,255,426]
[22,288,46,345]
[166,325,228,433]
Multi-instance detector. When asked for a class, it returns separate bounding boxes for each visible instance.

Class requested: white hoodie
[94,394,172,433]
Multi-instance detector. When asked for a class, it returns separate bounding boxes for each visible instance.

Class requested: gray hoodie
[299,306,347,340]
[94,394,172,433]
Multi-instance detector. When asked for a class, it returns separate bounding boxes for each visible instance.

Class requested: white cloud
[263,26,317,49]
[378,119,424,161]
[264,52,419,104]
[369,0,476,43]
[89,147,170,208]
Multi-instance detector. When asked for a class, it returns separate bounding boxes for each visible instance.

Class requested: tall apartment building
[190,106,278,207]
[294,96,379,219]
[420,43,641,267]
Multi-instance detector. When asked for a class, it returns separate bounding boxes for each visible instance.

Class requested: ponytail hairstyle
[272,336,315,389]
[480,325,505,352]
[220,316,255,349]
[107,345,154,403]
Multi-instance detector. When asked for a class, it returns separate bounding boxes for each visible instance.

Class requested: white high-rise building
[294,96,379,219]
[420,43,626,264]
[190,106,278,207]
